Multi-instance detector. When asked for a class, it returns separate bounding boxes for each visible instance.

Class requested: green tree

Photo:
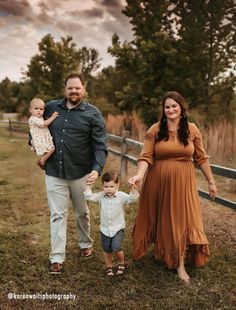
[108,0,236,125]
[15,80,36,116]
[0,78,19,113]
[25,34,100,102]
[108,1,180,125]
[88,66,123,115]
[172,0,236,113]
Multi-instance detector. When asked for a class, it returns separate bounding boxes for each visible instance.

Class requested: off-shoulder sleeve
[138,123,158,166]
[191,123,209,166]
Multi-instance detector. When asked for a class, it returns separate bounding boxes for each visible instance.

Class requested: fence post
[120,130,130,180]
[9,118,13,136]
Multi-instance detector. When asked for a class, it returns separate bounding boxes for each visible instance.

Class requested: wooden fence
[1,120,235,210]
[0,119,28,135]
[108,131,236,211]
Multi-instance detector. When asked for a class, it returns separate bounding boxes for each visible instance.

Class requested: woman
[129,91,217,283]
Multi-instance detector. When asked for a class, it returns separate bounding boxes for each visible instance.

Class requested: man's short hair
[64,73,85,86]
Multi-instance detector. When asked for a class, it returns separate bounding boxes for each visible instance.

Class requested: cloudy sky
[0,0,133,81]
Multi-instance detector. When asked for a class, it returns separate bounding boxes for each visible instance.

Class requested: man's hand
[86,170,99,185]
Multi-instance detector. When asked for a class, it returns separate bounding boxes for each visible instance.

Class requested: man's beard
[68,93,82,105]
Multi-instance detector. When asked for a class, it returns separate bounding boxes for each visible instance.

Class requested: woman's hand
[208,181,217,200]
[128,175,143,187]
[128,160,149,188]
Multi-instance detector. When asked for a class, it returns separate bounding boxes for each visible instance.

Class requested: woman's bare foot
[177,266,190,284]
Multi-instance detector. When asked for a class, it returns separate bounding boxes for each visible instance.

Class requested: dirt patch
[202,199,236,247]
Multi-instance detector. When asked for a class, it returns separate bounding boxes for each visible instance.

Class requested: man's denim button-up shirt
[44,98,108,180]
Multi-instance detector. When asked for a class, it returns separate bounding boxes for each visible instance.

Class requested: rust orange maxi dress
[132,122,210,268]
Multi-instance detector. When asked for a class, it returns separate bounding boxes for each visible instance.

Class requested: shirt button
[60,150,62,153]
[61,140,63,142]
[65,119,67,122]
[63,129,65,132]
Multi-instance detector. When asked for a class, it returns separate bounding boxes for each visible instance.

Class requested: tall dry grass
[106,112,147,141]
[105,113,236,167]
[200,120,236,167]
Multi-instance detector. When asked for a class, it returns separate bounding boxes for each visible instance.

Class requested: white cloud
[0,23,40,79]
[0,0,133,81]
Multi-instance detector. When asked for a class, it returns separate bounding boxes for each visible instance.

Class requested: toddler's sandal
[105,267,114,276]
[116,264,125,275]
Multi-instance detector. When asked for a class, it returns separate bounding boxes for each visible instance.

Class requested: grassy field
[0,128,235,310]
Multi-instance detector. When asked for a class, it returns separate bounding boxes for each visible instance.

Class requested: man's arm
[89,109,108,180]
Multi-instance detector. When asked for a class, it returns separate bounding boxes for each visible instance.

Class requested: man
[43,73,107,274]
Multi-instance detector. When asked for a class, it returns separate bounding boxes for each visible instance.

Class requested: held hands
[129,182,140,196]
[128,175,143,188]
[86,170,99,185]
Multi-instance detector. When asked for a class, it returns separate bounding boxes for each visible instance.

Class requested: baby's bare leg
[40,148,55,165]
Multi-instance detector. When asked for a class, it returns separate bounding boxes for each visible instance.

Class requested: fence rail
[108,132,236,211]
[0,120,28,134]
[1,121,235,210]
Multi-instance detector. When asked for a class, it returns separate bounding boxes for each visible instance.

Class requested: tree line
[0,0,235,126]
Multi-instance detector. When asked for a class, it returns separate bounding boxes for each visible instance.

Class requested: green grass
[0,129,235,310]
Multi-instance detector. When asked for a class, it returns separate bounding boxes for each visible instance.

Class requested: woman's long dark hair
[157,91,190,146]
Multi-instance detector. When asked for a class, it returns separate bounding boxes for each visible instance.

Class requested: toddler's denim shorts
[100,229,124,253]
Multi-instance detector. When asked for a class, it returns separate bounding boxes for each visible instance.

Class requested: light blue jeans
[45,174,93,263]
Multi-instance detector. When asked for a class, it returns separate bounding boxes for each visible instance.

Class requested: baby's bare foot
[36,160,45,170]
